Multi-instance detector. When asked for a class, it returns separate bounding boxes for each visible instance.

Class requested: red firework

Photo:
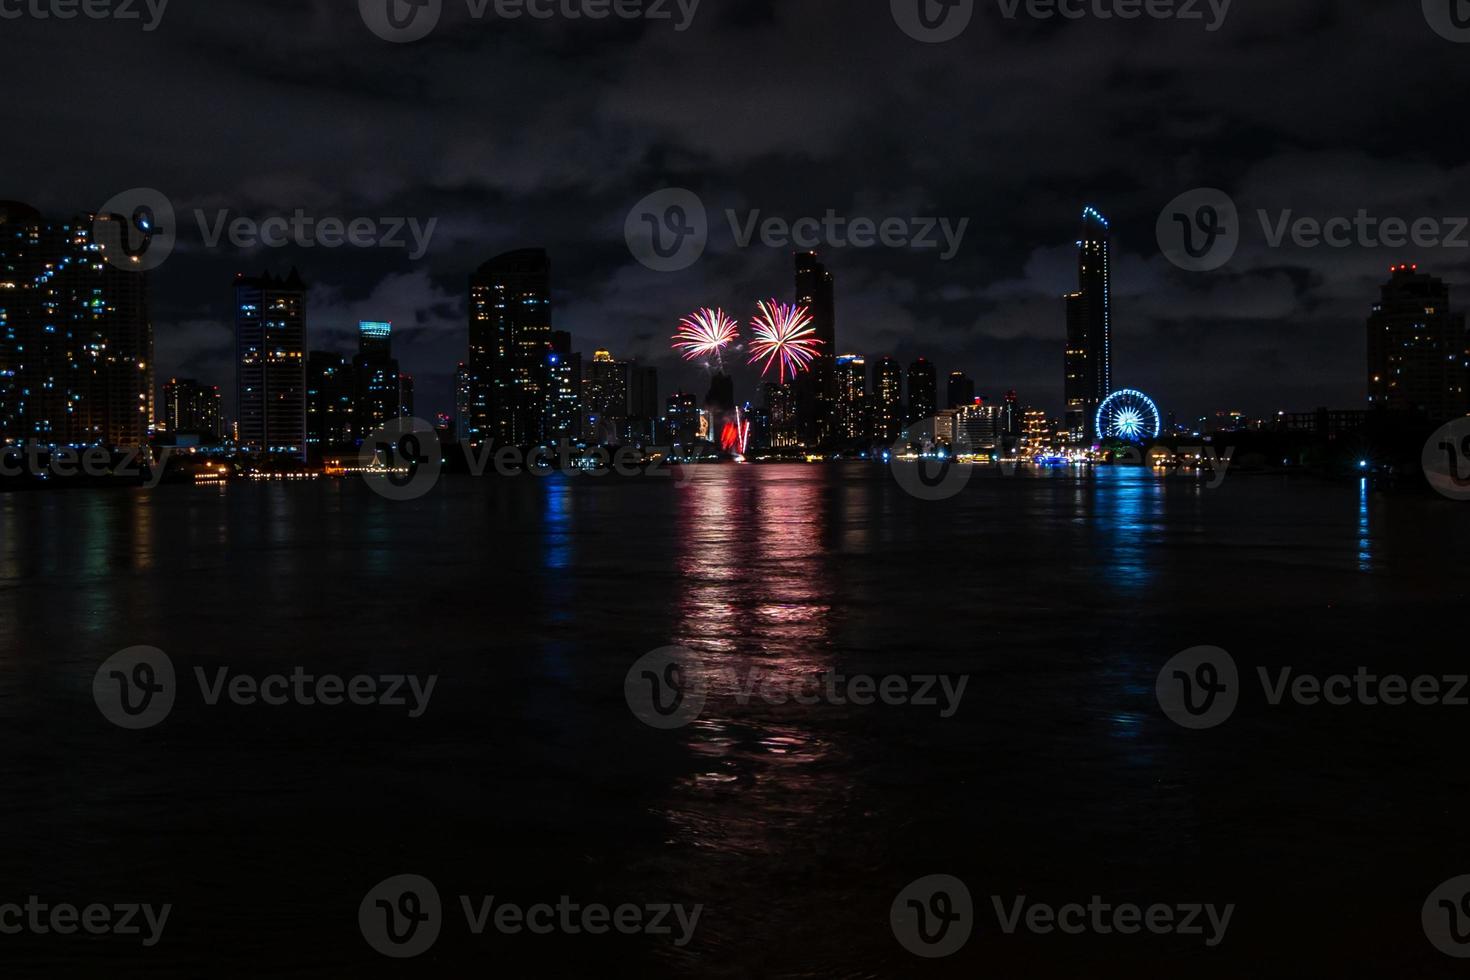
[672,308,740,362]
[747,300,821,382]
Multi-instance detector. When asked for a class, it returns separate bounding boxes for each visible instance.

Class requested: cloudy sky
[6,0,1470,422]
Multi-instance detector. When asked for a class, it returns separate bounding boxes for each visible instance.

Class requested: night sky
[6,0,1470,423]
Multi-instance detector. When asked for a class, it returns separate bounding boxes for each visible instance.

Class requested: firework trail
[747,300,821,383]
[672,308,740,368]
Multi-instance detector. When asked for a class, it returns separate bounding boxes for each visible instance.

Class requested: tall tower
[0,201,154,448]
[468,248,551,446]
[1064,206,1113,442]
[872,356,904,442]
[1368,264,1470,419]
[794,251,836,445]
[235,270,307,457]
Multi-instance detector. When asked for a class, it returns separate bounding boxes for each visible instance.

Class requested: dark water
[1,466,1466,977]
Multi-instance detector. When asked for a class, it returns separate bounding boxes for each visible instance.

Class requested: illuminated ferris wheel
[1096,389,1162,441]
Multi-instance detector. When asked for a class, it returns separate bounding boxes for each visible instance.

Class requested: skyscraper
[1064,206,1113,442]
[665,391,698,445]
[352,319,401,438]
[1367,264,1470,419]
[907,358,937,423]
[306,351,353,455]
[235,270,307,458]
[583,349,629,445]
[947,371,975,409]
[835,354,867,441]
[0,201,154,447]
[873,356,903,443]
[628,364,659,443]
[546,330,581,442]
[162,378,222,440]
[795,251,837,445]
[468,248,551,446]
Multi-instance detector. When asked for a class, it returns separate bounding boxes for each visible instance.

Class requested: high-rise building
[1003,389,1020,438]
[1022,407,1050,447]
[0,201,154,447]
[795,251,837,445]
[583,349,629,445]
[454,362,472,445]
[1367,264,1470,419]
[907,358,937,423]
[235,270,307,457]
[955,401,1006,452]
[546,330,581,442]
[873,356,903,443]
[947,371,975,409]
[665,391,698,445]
[835,354,867,441]
[305,352,354,455]
[626,364,659,444]
[468,248,551,446]
[762,382,798,448]
[399,374,415,418]
[1064,206,1113,442]
[352,319,401,437]
[161,378,222,440]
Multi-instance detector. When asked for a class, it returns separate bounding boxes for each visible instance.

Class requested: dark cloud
[4,0,1468,421]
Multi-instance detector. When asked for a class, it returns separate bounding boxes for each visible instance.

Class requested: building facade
[235,270,307,457]
[1065,206,1113,442]
[1367,264,1469,419]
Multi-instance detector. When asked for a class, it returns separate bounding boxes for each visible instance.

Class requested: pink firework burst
[672,308,740,363]
[747,300,821,382]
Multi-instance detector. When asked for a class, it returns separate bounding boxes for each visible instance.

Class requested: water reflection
[1091,469,1166,598]
[662,468,852,867]
[1357,478,1372,572]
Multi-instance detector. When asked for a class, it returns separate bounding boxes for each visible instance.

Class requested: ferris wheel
[1096,389,1162,441]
